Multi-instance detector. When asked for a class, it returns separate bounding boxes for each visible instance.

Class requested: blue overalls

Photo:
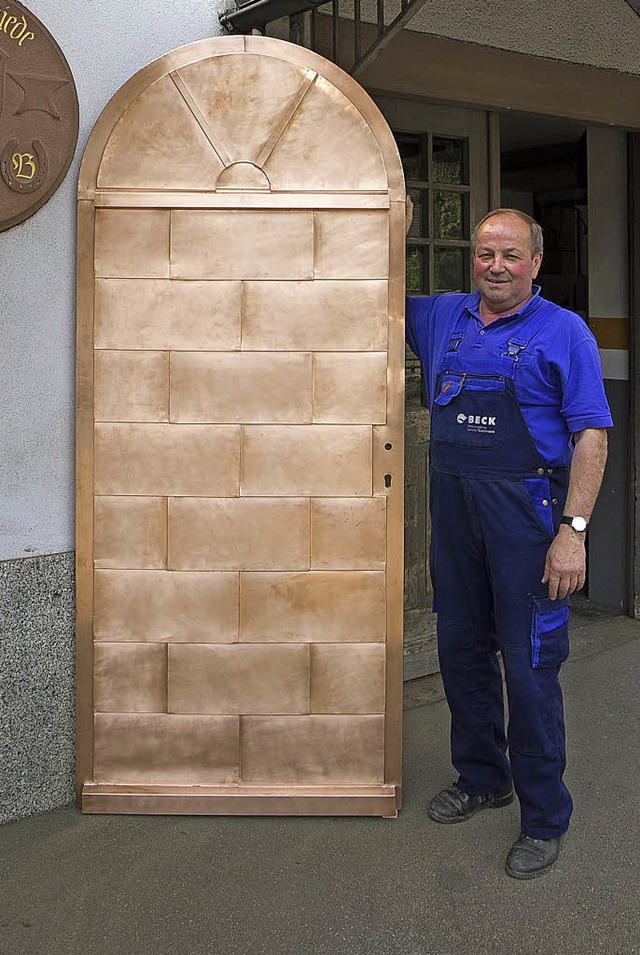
[429,307,573,839]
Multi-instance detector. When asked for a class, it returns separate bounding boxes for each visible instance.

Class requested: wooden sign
[0,1,78,231]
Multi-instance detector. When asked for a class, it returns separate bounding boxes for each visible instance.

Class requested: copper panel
[242,36,406,199]
[94,496,167,570]
[77,36,406,813]
[170,352,312,424]
[95,192,390,210]
[313,353,387,424]
[76,200,96,798]
[94,643,167,713]
[311,497,386,570]
[94,350,169,422]
[94,714,239,785]
[240,571,386,642]
[94,210,169,278]
[93,569,238,643]
[168,644,310,715]
[372,423,402,498]
[97,75,224,190]
[314,211,389,279]
[176,54,309,165]
[241,716,384,784]
[94,423,240,496]
[310,644,385,714]
[76,37,246,199]
[265,76,387,192]
[168,498,310,571]
[243,280,388,352]
[241,425,372,497]
[95,279,242,351]
[81,784,398,817]
[254,73,316,169]
[171,210,313,280]
[169,70,233,170]
[381,197,407,792]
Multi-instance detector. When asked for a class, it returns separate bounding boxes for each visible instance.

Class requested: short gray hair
[471,208,543,258]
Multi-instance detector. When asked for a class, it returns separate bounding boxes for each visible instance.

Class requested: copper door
[76,36,405,816]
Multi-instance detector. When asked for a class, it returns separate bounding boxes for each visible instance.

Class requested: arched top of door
[78,35,404,204]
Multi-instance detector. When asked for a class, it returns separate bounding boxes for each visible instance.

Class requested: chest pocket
[435,374,505,407]
[432,374,508,449]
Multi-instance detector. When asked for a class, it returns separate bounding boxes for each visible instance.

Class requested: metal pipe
[220,0,327,34]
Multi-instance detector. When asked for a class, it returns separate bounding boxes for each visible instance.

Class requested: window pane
[434,247,468,293]
[407,188,428,239]
[397,134,425,181]
[432,137,466,184]
[434,191,465,240]
[407,245,426,292]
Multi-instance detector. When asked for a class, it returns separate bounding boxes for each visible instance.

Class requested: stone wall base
[0,553,75,824]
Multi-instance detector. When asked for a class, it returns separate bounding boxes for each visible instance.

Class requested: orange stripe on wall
[588,317,629,350]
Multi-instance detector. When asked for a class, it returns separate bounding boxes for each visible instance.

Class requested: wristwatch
[560,515,588,533]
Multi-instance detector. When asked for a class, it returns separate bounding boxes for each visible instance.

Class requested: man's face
[473,214,542,317]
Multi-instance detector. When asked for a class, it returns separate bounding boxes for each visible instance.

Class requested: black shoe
[505,833,561,880]
[428,783,514,824]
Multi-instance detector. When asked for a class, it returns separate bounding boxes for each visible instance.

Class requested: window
[397,133,471,295]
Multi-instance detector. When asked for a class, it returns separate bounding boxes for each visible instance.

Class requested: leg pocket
[530,596,570,668]
[522,477,554,540]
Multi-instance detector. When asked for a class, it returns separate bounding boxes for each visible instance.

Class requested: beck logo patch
[456,412,497,432]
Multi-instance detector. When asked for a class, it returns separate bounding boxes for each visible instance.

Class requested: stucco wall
[0,0,228,562]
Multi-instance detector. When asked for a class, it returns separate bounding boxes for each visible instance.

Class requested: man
[405,201,612,879]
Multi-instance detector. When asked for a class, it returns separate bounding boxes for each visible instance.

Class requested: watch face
[572,517,588,532]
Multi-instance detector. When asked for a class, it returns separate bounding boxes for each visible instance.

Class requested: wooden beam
[360,30,640,129]
[314,19,640,130]
[629,133,640,617]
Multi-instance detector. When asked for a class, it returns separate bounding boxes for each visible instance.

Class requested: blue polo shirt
[406,287,613,466]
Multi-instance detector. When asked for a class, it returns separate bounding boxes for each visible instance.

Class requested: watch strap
[560,516,588,532]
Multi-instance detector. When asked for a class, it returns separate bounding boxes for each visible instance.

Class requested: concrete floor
[1,613,639,955]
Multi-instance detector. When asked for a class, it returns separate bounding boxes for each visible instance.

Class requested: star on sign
[8,72,69,119]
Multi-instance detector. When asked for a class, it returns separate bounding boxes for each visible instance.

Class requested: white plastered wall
[0,0,228,560]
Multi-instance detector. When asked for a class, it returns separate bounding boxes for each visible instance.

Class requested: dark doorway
[500,114,588,319]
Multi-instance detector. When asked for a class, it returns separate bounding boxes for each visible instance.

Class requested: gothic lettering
[0,7,35,46]
[12,150,35,179]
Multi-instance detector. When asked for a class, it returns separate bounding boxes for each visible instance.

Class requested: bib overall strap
[446,309,472,354]
[501,306,554,361]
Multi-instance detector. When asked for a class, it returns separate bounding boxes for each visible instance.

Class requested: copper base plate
[81,783,400,817]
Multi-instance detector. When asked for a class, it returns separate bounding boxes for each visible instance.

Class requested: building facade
[2,0,639,823]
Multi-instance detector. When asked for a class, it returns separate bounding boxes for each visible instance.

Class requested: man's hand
[405,194,414,236]
[541,427,607,600]
[542,526,586,600]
